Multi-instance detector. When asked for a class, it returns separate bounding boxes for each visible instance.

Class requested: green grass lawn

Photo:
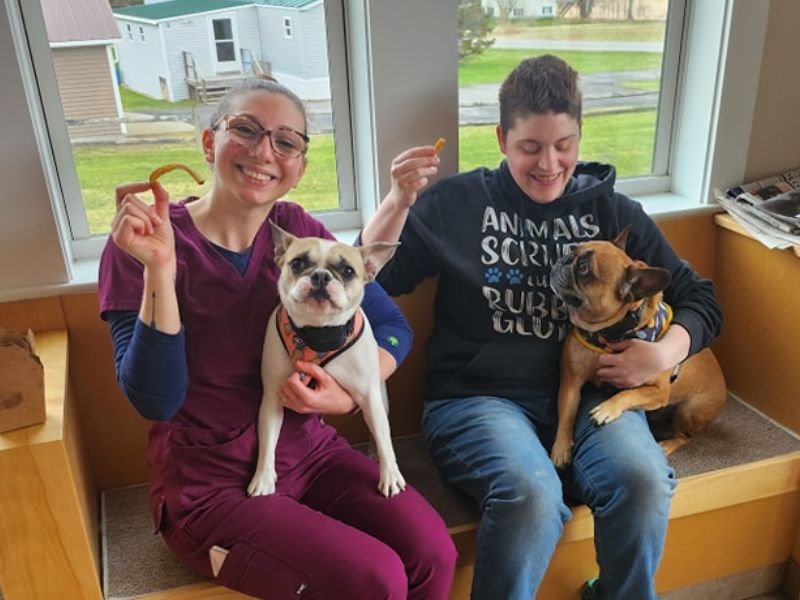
[76,133,338,234]
[119,86,198,111]
[494,19,666,43]
[77,110,655,235]
[459,49,662,86]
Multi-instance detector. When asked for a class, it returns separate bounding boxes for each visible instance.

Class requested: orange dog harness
[276,304,365,368]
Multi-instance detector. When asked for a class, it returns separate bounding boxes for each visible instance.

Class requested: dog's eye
[290,256,309,274]
[336,264,356,280]
[576,253,592,277]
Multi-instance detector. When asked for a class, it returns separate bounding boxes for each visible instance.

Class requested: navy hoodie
[377,161,722,403]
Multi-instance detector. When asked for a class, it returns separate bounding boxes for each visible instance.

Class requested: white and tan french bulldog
[247,222,406,498]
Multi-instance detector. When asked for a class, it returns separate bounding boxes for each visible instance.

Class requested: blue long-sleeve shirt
[107,279,412,422]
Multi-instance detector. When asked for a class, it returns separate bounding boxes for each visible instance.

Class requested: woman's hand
[279,361,357,415]
[386,145,440,211]
[595,339,670,388]
[111,181,175,276]
[361,145,439,246]
[596,326,690,388]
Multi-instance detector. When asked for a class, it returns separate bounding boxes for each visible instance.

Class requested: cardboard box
[0,328,45,433]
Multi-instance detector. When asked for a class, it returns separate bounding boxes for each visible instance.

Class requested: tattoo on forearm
[150,291,157,328]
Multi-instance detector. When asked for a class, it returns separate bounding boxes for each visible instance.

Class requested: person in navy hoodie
[99,77,456,600]
[361,55,722,600]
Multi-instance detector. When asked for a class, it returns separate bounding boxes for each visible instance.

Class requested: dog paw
[378,464,407,497]
[247,469,277,497]
[550,439,573,469]
[589,401,623,425]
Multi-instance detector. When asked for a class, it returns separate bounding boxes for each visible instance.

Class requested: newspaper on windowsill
[714,167,800,250]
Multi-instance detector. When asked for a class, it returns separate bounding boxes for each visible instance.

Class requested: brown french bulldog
[549,226,726,468]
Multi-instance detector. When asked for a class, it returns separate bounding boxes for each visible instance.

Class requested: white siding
[481,0,555,19]
[257,4,329,99]
[234,8,262,74]
[162,16,217,100]
[115,19,164,98]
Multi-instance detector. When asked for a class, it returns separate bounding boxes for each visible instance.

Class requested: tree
[579,0,595,18]
[626,0,636,21]
[495,0,520,23]
[458,0,495,60]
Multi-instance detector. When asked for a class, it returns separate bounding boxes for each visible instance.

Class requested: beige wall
[745,0,800,181]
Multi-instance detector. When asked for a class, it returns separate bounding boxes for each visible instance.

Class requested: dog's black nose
[310,270,331,288]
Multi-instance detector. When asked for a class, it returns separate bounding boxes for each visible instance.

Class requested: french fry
[148,163,205,186]
[433,138,446,154]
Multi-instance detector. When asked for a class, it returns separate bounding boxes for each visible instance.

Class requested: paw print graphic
[506,268,524,285]
[485,267,503,283]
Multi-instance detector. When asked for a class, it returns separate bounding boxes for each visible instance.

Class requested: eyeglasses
[213,114,309,159]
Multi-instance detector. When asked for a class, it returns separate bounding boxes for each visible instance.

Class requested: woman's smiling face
[496,111,581,205]
[203,90,307,209]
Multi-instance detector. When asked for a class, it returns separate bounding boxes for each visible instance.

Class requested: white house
[113,0,329,102]
[481,0,557,20]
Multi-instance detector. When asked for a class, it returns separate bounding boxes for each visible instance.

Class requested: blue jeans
[422,392,676,600]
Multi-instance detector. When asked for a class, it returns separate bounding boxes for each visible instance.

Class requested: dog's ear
[619,263,671,302]
[269,221,296,267]
[359,242,400,282]
[612,225,632,250]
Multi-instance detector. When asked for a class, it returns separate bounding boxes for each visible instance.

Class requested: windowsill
[0,194,720,304]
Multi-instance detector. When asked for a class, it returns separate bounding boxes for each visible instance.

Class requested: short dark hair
[209,76,308,134]
[498,54,582,137]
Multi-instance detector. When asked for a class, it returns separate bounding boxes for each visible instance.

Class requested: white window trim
[283,16,293,39]
[0,0,774,302]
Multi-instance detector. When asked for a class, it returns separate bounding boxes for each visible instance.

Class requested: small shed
[41,0,123,138]
[113,0,328,103]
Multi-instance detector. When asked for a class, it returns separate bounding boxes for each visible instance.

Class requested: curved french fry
[433,138,446,154]
[148,163,205,186]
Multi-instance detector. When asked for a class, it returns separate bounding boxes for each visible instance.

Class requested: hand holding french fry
[111,163,204,272]
[386,140,443,210]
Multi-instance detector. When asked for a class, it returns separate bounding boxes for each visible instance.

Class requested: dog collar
[574,301,673,354]
[276,304,365,367]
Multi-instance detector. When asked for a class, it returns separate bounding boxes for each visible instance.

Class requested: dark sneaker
[579,577,601,600]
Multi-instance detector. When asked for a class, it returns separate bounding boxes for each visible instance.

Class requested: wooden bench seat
[100,396,800,599]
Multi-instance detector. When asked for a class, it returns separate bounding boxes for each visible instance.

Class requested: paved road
[122,36,663,136]
[493,39,662,52]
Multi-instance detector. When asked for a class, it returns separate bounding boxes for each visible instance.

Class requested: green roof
[251,0,320,7]
[114,0,319,21]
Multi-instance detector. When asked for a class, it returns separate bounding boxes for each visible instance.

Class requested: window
[0,0,775,292]
[12,0,357,259]
[512,8,524,17]
[212,18,236,64]
[542,6,553,16]
[458,0,679,196]
[283,17,293,39]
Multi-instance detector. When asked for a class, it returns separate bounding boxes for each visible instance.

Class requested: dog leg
[551,380,583,468]
[360,384,406,497]
[590,379,670,425]
[247,386,283,496]
[659,434,690,456]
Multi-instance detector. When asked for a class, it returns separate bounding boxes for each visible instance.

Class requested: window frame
[12,0,361,260]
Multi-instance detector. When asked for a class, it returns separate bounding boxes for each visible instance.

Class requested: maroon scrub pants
[157,427,457,599]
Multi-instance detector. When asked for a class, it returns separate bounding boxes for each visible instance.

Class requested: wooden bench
[3,274,800,599]
[97,279,800,599]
